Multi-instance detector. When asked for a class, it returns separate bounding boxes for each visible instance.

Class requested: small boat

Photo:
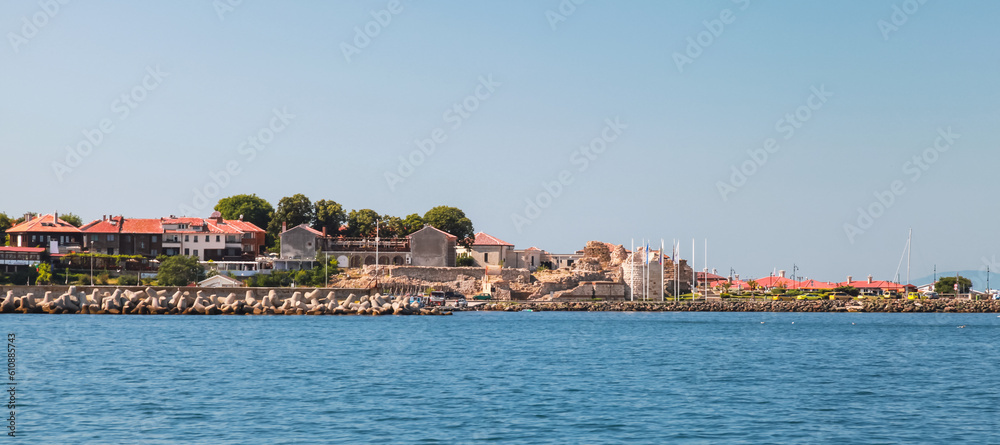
[521,309,534,312]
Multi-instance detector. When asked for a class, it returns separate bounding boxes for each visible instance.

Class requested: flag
[645,242,650,264]
[659,239,663,265]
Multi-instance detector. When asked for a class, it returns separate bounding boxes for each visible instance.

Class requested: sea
[4,311,1000,444]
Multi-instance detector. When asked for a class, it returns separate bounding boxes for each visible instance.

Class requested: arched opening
[364,256,376,265]
[392,255,404,265]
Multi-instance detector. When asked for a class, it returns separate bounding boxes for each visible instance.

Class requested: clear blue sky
[2,0,998,283]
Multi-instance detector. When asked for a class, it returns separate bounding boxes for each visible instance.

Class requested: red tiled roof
[524,246,541,251]
[697,272,726,281]
[7,214,81,233]
[121,219,163,234]
[799,279,837,290]
[0,246,45,253]
[82,217,164,234]
[222,220,265,233]
[473,232,513,246]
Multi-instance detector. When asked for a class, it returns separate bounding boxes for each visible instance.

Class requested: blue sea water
[4,311,1000,444]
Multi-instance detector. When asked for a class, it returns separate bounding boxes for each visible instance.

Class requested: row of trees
[0,196,474,249]
[214,194,475,247]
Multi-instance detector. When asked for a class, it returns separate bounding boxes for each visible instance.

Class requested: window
[107,234,114,241]
[107,248,114,255]
[184,248,190,256]
[152,235,158,243]
[216,235,220,242]
[206,235,210,242]
[194,249,199,257]
[31,235,36,243]
[151,249,158,256]
[139,242,145,249]
[90,235,97,242]
[185,235,189,242]
[193,236,198,243]
[531,256,535,266]
[484,253,489,263]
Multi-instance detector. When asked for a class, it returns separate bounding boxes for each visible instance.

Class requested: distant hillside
[911,270,997,292]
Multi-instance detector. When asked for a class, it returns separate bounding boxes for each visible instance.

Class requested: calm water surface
[5,311,1000,444]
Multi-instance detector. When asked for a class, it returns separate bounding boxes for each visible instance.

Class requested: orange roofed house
[6,213,84,253]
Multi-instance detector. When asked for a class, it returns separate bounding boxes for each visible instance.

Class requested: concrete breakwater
[0,286,451,316]
[476,299,1000,313]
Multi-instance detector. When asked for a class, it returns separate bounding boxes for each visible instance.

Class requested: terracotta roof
[798,279,837,289]
[82,217,163,234]
[0,246,46,253]
[222,220,265,233]
[7,214,81,233]
[408,225,458,241]
[473,232,513,246]
[524,246,541,251]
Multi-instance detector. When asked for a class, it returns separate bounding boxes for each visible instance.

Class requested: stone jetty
[475,299,1000,313]
[0,286,452,316]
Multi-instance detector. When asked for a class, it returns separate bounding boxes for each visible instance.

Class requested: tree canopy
[0,213,11,245]
[344,209,380,238]
[934,276,972,295]
[267,194,314,238]
[423,206,474,245]
[156,255,205,286]
[59,213,83,227]
[314,199,346,236]
[215,194,274,231]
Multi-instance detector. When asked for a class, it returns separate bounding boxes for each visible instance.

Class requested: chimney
[867,275,873,284]
[322,227,327,237]
[282,221,287,232]
[779,270,786,278]
[103,215,107,221]
[54,212,58,222]
[847,275,852,283]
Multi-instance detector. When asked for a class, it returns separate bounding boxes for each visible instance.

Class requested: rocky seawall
[475,299,1000,313]
[0,286,451,316]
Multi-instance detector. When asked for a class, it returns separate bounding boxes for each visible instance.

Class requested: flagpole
[630,238,634,302]
[660,239,664,302]
[704,238,708,297]
[692,238,696,300]
[643,239,648,301]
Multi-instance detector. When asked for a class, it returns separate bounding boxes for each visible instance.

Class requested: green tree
[36,263,52,284]
[423,206,474,246]
[832,285,860,296]
[267,194,314,239]
[344,209,380,238]
[0,212,11,245]
[156,255,206,286]
[935,276,972,295]
[59,213,83,227]
[314,199,347,236]
[215,194,274,231]
[400,213,424,236]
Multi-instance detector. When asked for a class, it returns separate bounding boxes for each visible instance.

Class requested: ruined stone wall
[386,266,530,284]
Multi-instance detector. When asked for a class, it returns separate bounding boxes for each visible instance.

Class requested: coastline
[474,299,1000,313]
